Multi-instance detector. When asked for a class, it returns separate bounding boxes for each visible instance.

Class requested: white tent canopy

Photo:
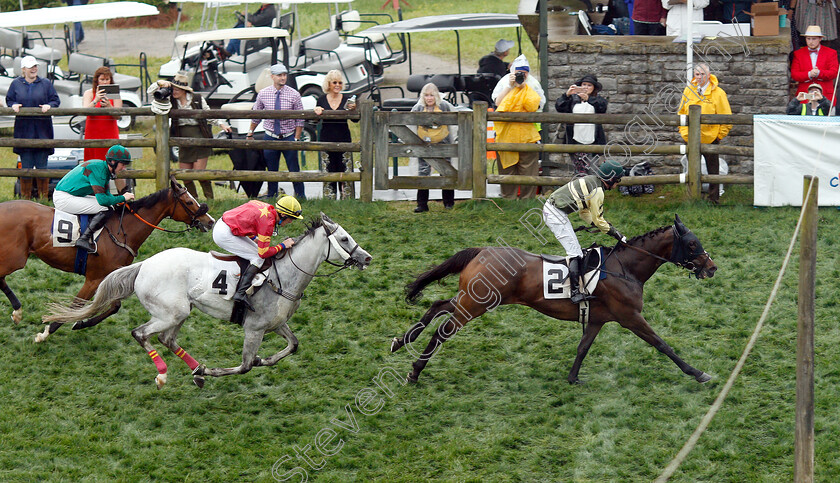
[174,26,290,44]
[0,1,159,28]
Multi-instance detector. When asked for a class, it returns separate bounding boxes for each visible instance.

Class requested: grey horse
[45,213,372,388]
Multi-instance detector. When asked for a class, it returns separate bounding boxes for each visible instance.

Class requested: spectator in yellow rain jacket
[491,55,545,199]
[678,63,732,203]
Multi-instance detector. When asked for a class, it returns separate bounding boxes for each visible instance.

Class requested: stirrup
[233,293,255,312]
[75,238,97,254]
[570,292,595,304]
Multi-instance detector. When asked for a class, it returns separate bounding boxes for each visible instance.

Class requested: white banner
[753,115,840,206]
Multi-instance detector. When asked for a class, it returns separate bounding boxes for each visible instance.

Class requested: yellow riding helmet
[275,196,303,219]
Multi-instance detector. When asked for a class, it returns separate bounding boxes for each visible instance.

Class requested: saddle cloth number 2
[543,262,571,299]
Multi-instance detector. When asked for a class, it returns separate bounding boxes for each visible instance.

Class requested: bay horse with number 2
[0,176,214,342]
[392,215,717,385]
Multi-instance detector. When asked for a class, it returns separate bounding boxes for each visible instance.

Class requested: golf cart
[161,0,387,102]
[359,13,523,110]
[0,1,158,130]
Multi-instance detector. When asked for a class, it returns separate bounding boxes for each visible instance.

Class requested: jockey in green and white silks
[543,160,625,303]
[53,144,134,253]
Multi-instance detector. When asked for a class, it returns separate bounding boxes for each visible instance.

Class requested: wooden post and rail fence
[0,103,754,200]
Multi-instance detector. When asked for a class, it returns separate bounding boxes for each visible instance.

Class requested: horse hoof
[568,378,583,385]
[34,331,47,344]
[192,364,206,377]
[696,372,711,383]
[155,373,167,389]
[12,309,22,325]
[193,375,205,389]
[406,372,418,384]
[253,356,263,367]
[390,337,401,353]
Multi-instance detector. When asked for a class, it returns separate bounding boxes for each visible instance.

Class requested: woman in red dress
[83,66,122,162]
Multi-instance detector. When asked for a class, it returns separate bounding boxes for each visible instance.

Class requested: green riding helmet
[596,160,624,184]
[105,144,132,169]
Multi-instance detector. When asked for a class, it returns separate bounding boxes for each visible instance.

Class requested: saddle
[209,251,272,275]
[540,247,604,274]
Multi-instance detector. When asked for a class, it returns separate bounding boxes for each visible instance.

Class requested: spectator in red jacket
[791,25,839,106]
[632,0,667,35]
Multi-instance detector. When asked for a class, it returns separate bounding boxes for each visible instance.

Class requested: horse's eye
[342,236,349,243]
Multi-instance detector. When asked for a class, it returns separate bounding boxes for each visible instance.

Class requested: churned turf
[0,185,838,482]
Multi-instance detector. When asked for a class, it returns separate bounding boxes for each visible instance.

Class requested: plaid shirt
[253,84,304,135]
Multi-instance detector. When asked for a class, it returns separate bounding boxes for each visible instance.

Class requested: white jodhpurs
[543,202,583,258]
[212,220,264,267]
[52,191,109,215]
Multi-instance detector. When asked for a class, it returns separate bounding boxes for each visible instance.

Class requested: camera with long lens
[153,86,172,101]
[514,71,525,85]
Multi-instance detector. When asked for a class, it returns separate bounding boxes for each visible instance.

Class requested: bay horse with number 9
[0,176,214,342]
[391,214,717,385]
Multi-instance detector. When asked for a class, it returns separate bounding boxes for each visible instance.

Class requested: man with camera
[787,83,831,116]
[147,73,232,200]
[490,55,545,199]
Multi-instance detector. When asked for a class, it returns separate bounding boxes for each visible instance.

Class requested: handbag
[417,124,449,143]
[416,106,449,143]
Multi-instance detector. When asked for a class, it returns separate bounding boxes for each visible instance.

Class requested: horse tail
[405,247,483,304]
[44,263,143,324]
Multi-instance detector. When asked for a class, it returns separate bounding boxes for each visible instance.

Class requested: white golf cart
[359,13,523,110]
[160,0,387,103]
[0,1,159,130]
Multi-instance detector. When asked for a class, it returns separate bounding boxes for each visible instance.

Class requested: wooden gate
[373,110,473,190]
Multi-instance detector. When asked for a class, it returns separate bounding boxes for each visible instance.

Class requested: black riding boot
[569,256,595,304]
[75,210,110,254]
[233,264,261,312]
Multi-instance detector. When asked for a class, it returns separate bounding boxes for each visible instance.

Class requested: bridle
[286,222,360,278]
[120,185,210,233]
[620,226,710,278]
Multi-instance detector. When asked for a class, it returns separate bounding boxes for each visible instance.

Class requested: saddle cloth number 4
[206,258,266,301]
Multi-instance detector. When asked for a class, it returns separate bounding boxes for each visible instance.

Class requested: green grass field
[0,186,838,481]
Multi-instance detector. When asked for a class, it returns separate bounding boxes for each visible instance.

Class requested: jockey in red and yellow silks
[213,196,303,312]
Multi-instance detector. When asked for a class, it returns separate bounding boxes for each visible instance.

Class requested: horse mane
[614,225,673,253]
[292,217,326,244]
[126,187,171,211]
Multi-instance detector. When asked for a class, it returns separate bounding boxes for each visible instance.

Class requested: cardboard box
[749,2,786,36]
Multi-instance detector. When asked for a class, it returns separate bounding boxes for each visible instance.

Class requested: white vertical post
[686,0,694,82]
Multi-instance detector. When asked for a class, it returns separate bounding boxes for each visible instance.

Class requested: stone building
[519,5,791,175]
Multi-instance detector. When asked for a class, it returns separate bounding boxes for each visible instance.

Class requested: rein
[617,226,708,278]
[120,187,209,234]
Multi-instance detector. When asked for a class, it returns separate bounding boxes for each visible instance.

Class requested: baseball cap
[494,39,515,53]
[20,56,38,69]
[270,63,288,75]
[807,83,823,92]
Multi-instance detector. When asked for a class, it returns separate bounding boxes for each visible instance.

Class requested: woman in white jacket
[662,0,709,37]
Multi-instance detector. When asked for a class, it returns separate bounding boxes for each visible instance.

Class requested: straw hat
[803,25,824,37]
[171,72,193,92]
